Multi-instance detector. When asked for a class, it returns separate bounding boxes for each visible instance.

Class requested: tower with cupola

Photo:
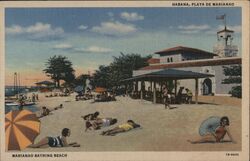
[213,14,238,57]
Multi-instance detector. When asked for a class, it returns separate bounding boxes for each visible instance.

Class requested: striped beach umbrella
[5,109,40,150]
[199,116,220,136]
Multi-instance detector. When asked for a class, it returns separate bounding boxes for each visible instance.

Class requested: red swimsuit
[215,126,227,142]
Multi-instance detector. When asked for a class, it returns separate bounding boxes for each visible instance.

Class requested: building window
[167,58,170,62]
[170,57,173,62]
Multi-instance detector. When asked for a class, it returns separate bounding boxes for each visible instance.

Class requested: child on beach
[101,120,141,136]
[187,116,236,144]
[29,128,80,148]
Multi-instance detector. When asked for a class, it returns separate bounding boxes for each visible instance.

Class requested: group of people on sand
[163,86,193,109]
[30,112,141,149]
[29,115,235,149]
[82,111,141,136]
[38,104,63,118]
[94,91,116,102]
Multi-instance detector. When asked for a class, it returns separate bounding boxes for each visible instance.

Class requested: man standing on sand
[163,86,171,109]
[32,93,36,102]
[185,88,193,104]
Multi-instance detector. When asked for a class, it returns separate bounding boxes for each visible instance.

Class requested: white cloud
[177,24,211,34]
[74,46,113,53]
[26,23,52,33]
[6,25,23,34]
[178,25,210,30]
[120,12,144,21]
[6,22,64,40]
[91,21,137,36]
[53,43,73,49]
[180,30,200,34]
[78,25,88,30]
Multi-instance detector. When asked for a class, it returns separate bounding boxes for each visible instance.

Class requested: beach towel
[199,116,220,136]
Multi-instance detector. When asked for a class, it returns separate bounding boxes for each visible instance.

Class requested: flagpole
[224,14,227,29]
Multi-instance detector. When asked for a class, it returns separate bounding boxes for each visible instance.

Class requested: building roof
[147,58,160,64]
[155,46,217,56]
[35,81,55,85]
[122,68,214,82]
[139,57,242,70]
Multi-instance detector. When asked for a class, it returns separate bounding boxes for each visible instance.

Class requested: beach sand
[24,94,241,152]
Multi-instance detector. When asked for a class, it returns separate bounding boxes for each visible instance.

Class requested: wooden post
[195,78,198,104]
[135,81,138,92]
[153,81,156,104]
[174,79,177,97]
[125,83,128,96]
[141,81,144,100]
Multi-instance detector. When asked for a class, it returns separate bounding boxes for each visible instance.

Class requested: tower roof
[217,27,234,34]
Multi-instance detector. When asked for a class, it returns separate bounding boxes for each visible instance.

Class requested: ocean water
[5,105,39,114]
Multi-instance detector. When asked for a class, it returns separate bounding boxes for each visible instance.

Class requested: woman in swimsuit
[101,120,141,136]
[187,116,236,144]
[30,128,80,148]
[85,118,117,131]
[82,111,100,121]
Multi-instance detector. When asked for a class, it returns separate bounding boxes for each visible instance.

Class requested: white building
[133,26,241,96]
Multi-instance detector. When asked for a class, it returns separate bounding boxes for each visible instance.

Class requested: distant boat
[5,102,36,106]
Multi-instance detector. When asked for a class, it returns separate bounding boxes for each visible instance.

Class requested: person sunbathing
[84,118,117,131]
[82,111,100,121]
[29,128,80,148]
[38,106,50,118]
[54,104,63,110]
[187,116,236,144]
[101,120,141,136]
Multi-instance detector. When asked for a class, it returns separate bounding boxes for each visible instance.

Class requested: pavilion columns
[174,79,177,97]
[125,84,128,96]
[195,78,198,104]
[135,81,138,92]
[153,81,157,104]
[140,80,144,100]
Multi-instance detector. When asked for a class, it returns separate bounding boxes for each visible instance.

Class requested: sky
[5,7,242,86]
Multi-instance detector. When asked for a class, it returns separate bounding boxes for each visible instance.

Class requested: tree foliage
[92,65,113,88]
[92,53,151,88]
[222,65,241,98]
[43,55,75,87]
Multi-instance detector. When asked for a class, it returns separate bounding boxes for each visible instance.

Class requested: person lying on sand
[54,104,63,110]
[82,111,100,121]
[29,128,80,148]
[38,106,50,118]
[187,116,236,144]
[101,120,141,136]
[84,118,117,131]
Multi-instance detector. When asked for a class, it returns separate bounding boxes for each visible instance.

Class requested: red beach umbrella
[5,109,40,150]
